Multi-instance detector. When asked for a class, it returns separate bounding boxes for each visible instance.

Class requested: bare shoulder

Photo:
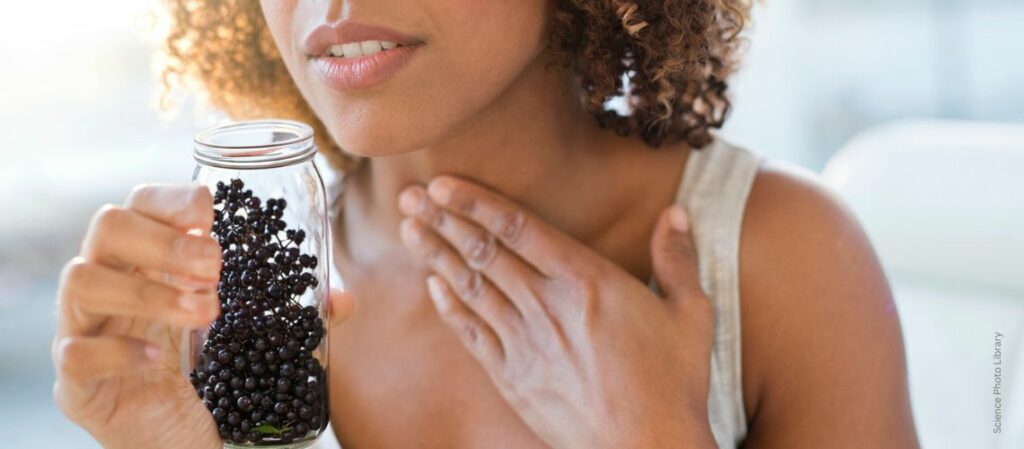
[735,161,919,448]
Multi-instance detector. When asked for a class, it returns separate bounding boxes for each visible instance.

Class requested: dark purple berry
[188,177,328,445]
[237,396,253,412]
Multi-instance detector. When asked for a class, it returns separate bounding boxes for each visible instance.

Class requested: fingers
[54,335,162,386]
[399,217,523,340]
[126,183,215,232]
[650,205,710,313]
[58,257,220,335]
[398,185,544,316]
[424,175,585,277]
[54,335,163,418]
[425,275,504,370]
[135,266,224,292]
[81,204,221,281]
[52,334,159,426]
[327,288,355,329]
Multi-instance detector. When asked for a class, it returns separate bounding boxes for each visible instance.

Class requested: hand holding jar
[53,120,349,449]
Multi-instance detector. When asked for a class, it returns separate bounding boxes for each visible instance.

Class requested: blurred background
[1,1,1021,448]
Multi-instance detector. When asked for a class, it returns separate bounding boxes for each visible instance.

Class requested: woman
[52,1,920,448]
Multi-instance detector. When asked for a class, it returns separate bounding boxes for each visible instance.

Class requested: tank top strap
[654,136,761,448]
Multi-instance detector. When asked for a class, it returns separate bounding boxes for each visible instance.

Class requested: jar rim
[194,119,316,169]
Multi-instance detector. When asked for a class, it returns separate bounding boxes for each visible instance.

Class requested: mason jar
[185,119,331,448]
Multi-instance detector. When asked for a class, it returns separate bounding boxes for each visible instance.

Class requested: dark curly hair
[160,0,751,173]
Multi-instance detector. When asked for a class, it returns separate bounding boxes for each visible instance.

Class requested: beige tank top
[646,136,761,448]
[325,136,761,448]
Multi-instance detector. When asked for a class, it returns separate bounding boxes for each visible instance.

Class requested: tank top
[646,136,761,448]
[325,136,762,448]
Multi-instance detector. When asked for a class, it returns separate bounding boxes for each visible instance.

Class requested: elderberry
[191,178,328,446]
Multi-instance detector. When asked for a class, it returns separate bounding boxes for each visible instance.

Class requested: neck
[355,55,624,242]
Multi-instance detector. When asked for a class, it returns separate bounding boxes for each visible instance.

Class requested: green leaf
[253,423,294,436]
[253,424,284,435]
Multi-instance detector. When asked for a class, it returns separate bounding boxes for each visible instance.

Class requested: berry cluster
[189,178,328,446]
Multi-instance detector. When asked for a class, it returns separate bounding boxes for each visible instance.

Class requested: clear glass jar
[185,119,331,448]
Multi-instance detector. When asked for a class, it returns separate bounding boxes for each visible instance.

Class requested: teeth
[325,40,400,58]
[341,42,362,58]
[360,40,383,56]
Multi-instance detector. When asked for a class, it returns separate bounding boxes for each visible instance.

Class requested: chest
[322,178,667,448]
[325,252,552,449]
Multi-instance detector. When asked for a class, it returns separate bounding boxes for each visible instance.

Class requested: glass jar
[186,119,331,448]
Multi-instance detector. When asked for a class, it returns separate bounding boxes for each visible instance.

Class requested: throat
[335,133,691,288]
[331,50,692,284]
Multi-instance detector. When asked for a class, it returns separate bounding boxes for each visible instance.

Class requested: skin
[53,1,919,448]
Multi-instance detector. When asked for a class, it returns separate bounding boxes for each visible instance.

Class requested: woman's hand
[53,184,223,449]
[52,183,354,449]
[397,175,718,449]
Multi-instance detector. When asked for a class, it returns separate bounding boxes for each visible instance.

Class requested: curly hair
[160,0,750,173]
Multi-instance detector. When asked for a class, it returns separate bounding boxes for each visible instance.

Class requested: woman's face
[260,0,550,156]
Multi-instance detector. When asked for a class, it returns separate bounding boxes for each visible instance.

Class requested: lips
[304,21,423,91]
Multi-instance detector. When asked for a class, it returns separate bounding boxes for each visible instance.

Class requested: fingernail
[425,276,451,311]
[176,276,219,291]
[400,217,427,247]
[144,344,162,363]
[668,205,689,232]
[427,177,453,205]
[179,238,220,278]
[426,275,441,299]
[180,293,216,316]
[184,236,220,259]
[398,186,426,214]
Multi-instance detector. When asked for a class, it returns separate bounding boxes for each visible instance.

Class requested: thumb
[328,287,355,329]
[650,204,704,306]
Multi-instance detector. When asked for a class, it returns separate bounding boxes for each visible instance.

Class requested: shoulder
[734,161,919,447]
[741,161,864,264]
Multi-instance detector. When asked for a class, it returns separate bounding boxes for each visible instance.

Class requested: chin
[315,83,460,158]
[324,114,447,158]
[316,101,442,158]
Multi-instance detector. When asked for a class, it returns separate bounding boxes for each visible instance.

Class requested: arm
[738,163,919,448]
